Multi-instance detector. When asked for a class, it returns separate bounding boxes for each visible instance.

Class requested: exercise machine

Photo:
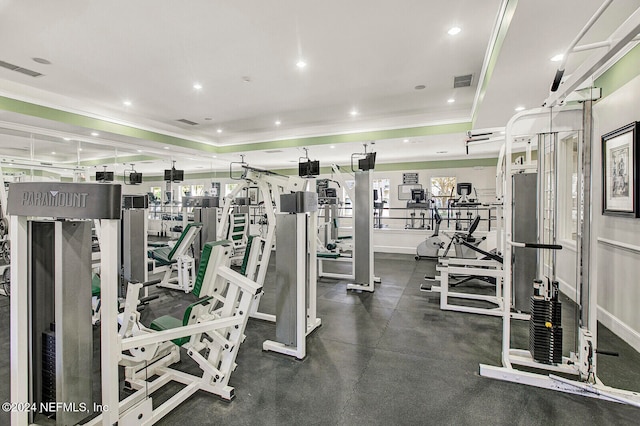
[218,162,307,322]
[422,214,511,317]
[479,104,640,406]
[263,191,322,359]
[415,204,443,259]
[111,240,261,424]
[147,222,202,292]
[8,182,121,425]
[317,148,378,292]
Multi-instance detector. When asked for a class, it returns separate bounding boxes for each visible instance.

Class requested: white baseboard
[597,306,640,354]
[374,245,415,255]
[556,277,577,303]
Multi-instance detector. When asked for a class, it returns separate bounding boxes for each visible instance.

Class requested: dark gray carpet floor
[0,253,639,425]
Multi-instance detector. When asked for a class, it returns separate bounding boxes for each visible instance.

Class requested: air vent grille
[0,60,43,77]
[453,74,473,88]
[176,119,199,126]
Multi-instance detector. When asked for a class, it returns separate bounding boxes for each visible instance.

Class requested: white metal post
[10,215,28,426]
[100,219,120,425]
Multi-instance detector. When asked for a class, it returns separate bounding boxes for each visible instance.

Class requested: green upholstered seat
[150,296,214,346]
[148,246,173,265]
[92,273,101,296]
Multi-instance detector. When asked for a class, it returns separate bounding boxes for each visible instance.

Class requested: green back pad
[91,273,101,296]
[240,235,256,276]
[193,240,231,298]
[167,222,202,259]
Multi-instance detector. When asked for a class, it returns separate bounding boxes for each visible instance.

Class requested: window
[225,183,239,196]
[150,186,162,203]
[193,184,204,196]
[430,176,456,208]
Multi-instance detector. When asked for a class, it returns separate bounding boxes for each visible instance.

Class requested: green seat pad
[91,273,101,296]
[150,315,188,346]
[150,296,214,346]
[148,246,174,265]
[317,252,340,259]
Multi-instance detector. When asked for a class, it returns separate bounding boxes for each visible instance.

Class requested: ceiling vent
[453,74,473,88]
[176,118,199,126]
[264,150,283,154]
[0,60,43,77]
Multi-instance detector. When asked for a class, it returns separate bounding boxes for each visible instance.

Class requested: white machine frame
[218,165,307,322]
[263,210,322,359]
[87,245,261,425]
[479,105,640,407]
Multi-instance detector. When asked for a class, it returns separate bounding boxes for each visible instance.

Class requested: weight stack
[529,297,562,365]
[42,326,56,412]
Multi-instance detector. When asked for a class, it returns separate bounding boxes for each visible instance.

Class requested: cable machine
[480,105,640,406]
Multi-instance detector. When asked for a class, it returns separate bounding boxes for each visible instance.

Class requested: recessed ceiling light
[137,149,142,153]
[448,27,461,36]
[91,132,99,137]
[63,137,71,141]
[275,120,281,126]
[330,145,336,149]
[296,60,307,69]
[164,146,169,150]
[32,57,51,65]
[447,98,455,103]
[515,106,525,111]
[78,148,83,151]
[51,151,56,154]
[193,82,203,90]
[414,85,426,90]
[350,109,358,116]
[551,54,564,62]
[217,128,222,133]
[403,139,409,143]
[212,155,217,158]
[123,100,132,106]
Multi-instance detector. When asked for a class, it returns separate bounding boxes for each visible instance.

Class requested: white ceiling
[0,0,638,176]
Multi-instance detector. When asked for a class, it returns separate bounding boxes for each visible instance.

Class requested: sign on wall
[402,173,419,184]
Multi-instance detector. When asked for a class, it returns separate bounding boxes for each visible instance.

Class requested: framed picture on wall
[601,121,639,217]
[247,187,259,205]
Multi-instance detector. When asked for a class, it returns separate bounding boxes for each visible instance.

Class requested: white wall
[591,75,640,352]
